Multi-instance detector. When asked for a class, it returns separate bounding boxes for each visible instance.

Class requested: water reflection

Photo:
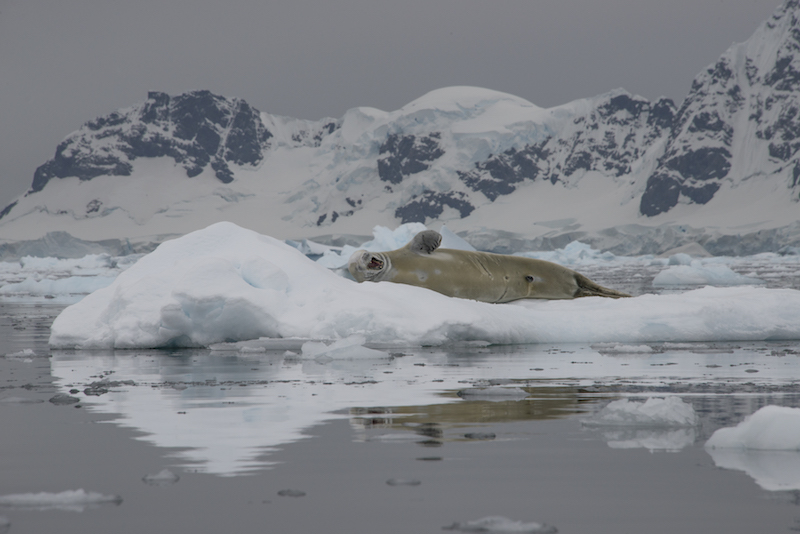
[48,341,800,478]
[706,449,800,491]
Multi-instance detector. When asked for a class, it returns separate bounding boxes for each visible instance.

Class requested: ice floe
[583,397,699,428]
[48,222,800,349]
[706,406,800,450]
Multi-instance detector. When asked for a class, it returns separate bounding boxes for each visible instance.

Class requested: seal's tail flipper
[574,273,631,299]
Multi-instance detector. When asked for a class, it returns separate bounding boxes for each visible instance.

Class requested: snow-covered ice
[0,489,122,512]
[706,406,800,450]
[47,222,800,349]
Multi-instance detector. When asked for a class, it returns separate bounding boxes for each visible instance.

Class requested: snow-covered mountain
[2,0,800,256]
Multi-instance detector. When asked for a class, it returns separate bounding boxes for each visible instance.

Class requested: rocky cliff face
[30,91,274,191]
[641,0,800,216]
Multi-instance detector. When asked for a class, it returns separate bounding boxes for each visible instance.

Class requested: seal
[348,230,631,302]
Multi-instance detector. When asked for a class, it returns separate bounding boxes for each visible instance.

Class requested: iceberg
[49,222,800,349]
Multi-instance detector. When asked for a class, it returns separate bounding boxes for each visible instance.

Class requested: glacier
[47,222,800,349]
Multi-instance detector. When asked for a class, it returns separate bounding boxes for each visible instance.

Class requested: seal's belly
[387,252,518,302]
[385,251,581,303]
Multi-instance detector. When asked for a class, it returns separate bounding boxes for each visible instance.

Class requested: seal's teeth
[367,257,383,270]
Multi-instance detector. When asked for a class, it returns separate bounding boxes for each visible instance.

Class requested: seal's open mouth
[367,257,384,270]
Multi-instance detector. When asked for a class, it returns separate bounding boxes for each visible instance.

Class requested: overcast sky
[0,0,781,207]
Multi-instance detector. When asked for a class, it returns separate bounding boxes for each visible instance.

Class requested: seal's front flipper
[573,273,631,299]
[408,230,442,255]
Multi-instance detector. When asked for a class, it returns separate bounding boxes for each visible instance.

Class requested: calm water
[2,302,800,533]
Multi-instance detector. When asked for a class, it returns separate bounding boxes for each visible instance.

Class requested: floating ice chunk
[583,397,698,428]
[300,335,390,360]
[142,469,180,486]
[653,262,763,286]
[0,489,122,512]
[4,348,36,359]
[366,433,421,442]
[457,387,529,401]
[443,515,557,533]
[591,343,654,354]
[705,405,800,450]
[517,240,620,266]
[239,346,267,354]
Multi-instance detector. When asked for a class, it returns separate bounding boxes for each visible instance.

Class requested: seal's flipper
[407,230,442,255]
[573,273,631,299]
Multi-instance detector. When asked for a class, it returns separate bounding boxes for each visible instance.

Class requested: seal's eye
[525,275,534,283]
[367,257,384,270]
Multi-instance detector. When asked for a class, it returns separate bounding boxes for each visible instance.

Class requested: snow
[48,221,800,349]
[0,489,122,512]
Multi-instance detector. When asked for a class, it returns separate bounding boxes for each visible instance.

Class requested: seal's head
[348,250,391,282]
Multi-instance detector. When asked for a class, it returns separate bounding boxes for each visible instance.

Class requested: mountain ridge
[1,2,800,256]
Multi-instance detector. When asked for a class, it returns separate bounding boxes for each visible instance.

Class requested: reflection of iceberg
[583,397,698,452]
[50,351,422,476]
[706,449,800,491]
[51,347,584,477]
[705,405,800,490]
[583,397,698,428]
[602,428,696,452]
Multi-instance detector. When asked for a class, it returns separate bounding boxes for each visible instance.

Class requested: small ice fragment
[0,489,122,512]
[0,397,44,405]
[443,515,558,533]
[367,433,421,442]
[48,393,80,405]
[457,387,529,401]
[464,432,496,440]
[142,469,180,486]
[239,346,267,353]
[583,397,698,428]
[277,489,306,497]
[4,349,36,359]
[591,343,654,354]
[300,335,389,360]
[386,478,421,486]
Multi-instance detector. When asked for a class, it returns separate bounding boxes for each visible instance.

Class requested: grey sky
[0,0,780,207]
